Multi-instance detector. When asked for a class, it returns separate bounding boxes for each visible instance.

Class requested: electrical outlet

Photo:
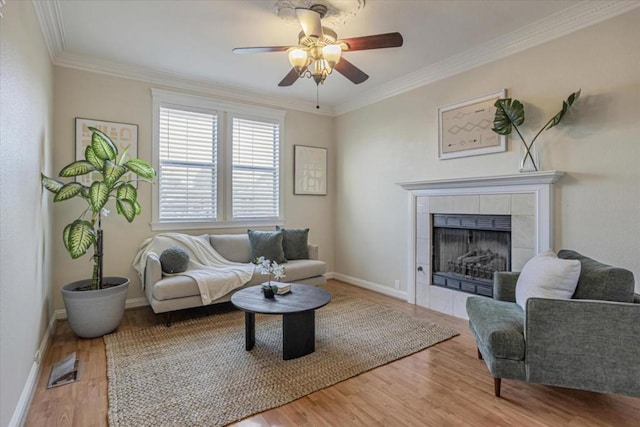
[393,279,400,289]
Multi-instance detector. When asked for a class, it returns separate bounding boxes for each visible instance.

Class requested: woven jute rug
[104,293,458,426]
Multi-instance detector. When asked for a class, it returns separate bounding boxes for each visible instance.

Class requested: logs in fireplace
[432,214,511,297]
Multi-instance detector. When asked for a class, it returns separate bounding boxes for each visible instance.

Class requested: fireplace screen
[432,214,511,297]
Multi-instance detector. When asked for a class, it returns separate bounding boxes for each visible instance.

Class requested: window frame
[151,89,285,231]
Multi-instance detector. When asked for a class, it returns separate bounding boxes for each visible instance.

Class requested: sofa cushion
[159,246,190,274]
[209,234,251,263]
[276,259,325,283]
[276,226,309,260]
[153,275,201,300]
[152,259,326,301]
[515,251,581,310]
[466,297,525,361]
[247,230,286,263]
[558,250,635,303]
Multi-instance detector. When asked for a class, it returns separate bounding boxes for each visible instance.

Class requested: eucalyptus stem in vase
[492,90,581,172]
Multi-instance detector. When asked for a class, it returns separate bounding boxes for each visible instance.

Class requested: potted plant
[492,89,581,172]
[42,127,155,338]
[253,256,286,298]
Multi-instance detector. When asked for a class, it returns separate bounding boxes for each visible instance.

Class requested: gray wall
[335,10,640,294]
[0,1,54,425]
[51,68,336,311]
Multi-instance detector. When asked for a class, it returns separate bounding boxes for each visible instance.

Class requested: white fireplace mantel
[397,170,565,191]
[397,171,564,318]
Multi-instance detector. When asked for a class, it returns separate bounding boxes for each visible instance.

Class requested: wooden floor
[26,280,640,426]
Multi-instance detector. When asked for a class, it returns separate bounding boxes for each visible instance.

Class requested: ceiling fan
[232,4,403,88]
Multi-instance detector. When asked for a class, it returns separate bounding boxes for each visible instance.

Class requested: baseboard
[324,272,335,280]
[125,297,150,309]
[332,273,408,301]
[8,313,57,427]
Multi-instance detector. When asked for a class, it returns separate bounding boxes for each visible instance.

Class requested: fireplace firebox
[432,214,511,297]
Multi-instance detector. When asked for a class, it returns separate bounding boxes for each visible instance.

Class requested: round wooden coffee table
[231,283,331,360]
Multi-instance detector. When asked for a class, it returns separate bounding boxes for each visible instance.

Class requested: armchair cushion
[558,250,635,303]
[466,297,525,361]
[493,272,519,302]
[515,251,581,310]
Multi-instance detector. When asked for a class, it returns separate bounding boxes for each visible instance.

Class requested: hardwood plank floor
[25,280,640,426]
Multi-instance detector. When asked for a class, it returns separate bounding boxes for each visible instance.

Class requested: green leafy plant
[492,89,581,171]
[42,127,155,290]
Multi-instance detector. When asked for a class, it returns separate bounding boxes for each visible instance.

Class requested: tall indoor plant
[492,89,581,172]
[42,127,155,337]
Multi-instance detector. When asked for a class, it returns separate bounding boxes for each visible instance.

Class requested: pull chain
[316,84,320,109]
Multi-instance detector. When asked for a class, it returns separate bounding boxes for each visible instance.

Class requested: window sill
[151,219,285,232]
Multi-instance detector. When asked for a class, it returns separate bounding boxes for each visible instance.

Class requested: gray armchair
[466,250,640,397]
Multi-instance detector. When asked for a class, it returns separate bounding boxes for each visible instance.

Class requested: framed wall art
[438,89,506,159]
[294,145,327,196]
[75,118,138,185]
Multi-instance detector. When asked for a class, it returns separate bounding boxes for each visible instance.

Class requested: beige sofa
[143,233,326,324]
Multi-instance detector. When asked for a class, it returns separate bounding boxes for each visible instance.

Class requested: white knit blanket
[132,233,254,305]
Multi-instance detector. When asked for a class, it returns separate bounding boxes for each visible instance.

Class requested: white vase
[61,277,129,338]
[519,142,540,172]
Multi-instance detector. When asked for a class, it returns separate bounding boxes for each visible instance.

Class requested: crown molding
[53,51,335,116]
[334,0,640,115]
[31,0,66,60]
[32,0,638,117]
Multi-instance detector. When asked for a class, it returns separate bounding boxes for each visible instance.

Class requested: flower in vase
[253,256,286,286]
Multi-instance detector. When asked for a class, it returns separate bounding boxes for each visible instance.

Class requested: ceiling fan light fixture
[288,48,308,70]
[322,44,342,66]
[312,61,327,85]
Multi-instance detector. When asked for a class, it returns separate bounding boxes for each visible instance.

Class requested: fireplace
[432,214,511,297]
[398,171,563,319]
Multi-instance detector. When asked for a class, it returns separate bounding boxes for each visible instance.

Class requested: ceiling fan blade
[295,8,323,38]
[232,46,290,54]
[278,67,304,87]
[341,32,403,51]
[334,58,369,84]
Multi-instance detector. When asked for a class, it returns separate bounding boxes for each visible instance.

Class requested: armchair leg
[477,348,483,360]
[165,312,172,327]
[494,378,501,397]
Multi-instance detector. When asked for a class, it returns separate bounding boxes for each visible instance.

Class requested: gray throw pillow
[276,226,309,260]
[159,246,190,274]
[247,230,287,264]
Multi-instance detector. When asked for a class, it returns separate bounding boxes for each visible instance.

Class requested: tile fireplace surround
[398,171,564,319]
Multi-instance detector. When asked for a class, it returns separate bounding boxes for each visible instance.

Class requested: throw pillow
[247,229,287,264]
[515,250,581,310]
[159,246,190,274]
[276,226,309,260]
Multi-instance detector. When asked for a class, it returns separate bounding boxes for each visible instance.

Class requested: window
[232,116,280,219]
[158,107,217,221]
[152,90,285,230]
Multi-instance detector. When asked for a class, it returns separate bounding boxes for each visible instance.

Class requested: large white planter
[61,277,129,338]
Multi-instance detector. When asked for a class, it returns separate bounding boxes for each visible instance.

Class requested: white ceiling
[35,0,637,115]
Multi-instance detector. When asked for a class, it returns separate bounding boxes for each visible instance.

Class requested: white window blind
[232,117,280,219]
[159,106,217,221]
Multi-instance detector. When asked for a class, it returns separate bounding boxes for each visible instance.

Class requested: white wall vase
[519,142,540,172]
